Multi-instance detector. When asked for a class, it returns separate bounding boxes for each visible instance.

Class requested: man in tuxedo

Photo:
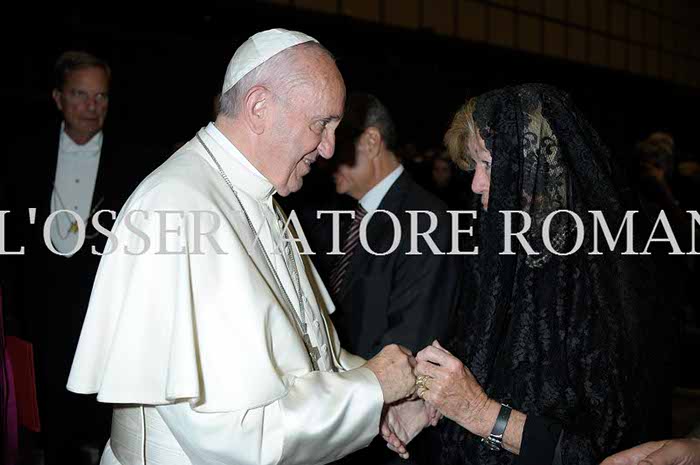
[326,93,462,464]
[1,51,160,464]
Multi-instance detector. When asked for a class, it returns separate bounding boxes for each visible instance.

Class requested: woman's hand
[415,340,500,438]
[601,439,700,465]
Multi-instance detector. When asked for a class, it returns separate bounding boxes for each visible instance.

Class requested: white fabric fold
[67,130,353,412]
[68,128,384,464]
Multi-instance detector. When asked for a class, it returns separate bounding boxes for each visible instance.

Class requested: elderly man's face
[52,66,110,144]
[267,55,345,196]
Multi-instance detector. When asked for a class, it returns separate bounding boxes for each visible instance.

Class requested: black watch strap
[482,403,512,451]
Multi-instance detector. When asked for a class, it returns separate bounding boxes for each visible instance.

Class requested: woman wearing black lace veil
[414,84,669,465]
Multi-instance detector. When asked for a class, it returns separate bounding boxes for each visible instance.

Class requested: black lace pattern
[441,84,668,465]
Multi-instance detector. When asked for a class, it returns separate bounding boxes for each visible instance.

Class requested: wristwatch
[481,403,512,451]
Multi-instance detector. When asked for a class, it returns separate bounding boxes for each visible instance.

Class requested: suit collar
[339,171,415,299]
[359,164,404,213]
[374,170,412,213]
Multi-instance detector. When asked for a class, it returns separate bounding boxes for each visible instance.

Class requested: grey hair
[219,41,334,118]
[343,92,398,151]
[55,50,111,90]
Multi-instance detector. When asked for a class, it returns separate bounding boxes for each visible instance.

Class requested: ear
[364,127,383,159]
[52,89,63,112]
[242,86,271,135]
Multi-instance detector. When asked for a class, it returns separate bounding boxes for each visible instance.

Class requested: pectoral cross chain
[300,323,321,369]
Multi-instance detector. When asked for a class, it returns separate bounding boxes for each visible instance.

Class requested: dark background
[1,5,698,462]
[3,4,698,164]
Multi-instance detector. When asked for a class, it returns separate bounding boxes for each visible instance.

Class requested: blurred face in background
[648,132,674,156]
[647,132,675,178]
[330,115,374,200]
[53,66,110,144]
[638,132,675,181]
[333,128,373,200]
[333,122,390,201]
[432,158,452,188]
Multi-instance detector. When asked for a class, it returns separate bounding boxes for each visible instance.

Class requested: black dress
[441,84,672,465]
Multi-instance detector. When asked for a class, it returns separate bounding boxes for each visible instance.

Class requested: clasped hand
[381,340,491,459]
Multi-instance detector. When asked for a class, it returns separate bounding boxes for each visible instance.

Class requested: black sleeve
[517,415,563,465]
[371,209,462,354]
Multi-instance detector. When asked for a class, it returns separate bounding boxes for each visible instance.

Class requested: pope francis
[67,29,419,465]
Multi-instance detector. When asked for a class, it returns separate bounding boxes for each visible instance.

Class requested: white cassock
[67,123,383,465]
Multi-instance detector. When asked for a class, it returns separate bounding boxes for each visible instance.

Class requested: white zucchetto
[222,28,318,94]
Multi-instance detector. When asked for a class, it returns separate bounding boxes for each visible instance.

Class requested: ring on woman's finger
[416,375,430,390]
[417,386,428,398]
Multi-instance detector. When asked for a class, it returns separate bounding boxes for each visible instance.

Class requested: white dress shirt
[51,124,102,255]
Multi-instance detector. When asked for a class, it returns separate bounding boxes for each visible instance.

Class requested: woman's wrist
[458,397,526,455]
[457,396,501,439]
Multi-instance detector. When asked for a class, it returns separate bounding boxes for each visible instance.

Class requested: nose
[318,129,336,159]
[471,166,488,195]
[85,95,100,112]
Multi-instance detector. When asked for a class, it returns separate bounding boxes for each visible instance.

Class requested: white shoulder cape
[67,131,342,413]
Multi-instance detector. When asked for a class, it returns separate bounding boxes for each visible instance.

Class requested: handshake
[365,344,419,404]
[365,341,455,460]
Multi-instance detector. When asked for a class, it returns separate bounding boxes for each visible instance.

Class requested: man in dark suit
[322,93,461,464]
[327,93,461,359]
[1,51,161,465]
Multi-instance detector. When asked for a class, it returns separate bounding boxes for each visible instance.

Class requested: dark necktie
[329,203,368,299]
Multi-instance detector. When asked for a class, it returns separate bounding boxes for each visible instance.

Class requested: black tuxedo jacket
[330,171,462,359]
[3,126,156,255]
[0,123,164,454]
[2,124,162,335]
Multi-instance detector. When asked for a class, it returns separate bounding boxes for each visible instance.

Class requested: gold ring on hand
[416,375,430,391]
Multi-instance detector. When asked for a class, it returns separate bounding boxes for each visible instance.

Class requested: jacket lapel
[341,171,411,296]
[91,138,109,213]
[39,131,60,212]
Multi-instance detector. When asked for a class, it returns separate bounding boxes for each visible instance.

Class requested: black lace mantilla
[441,84,670,465]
